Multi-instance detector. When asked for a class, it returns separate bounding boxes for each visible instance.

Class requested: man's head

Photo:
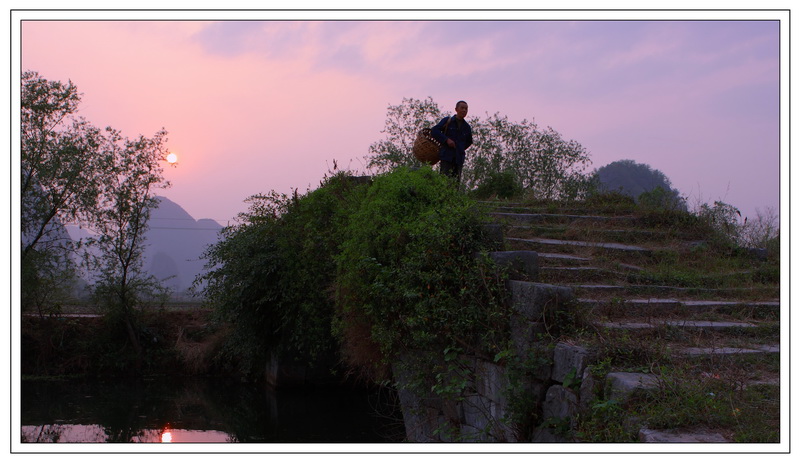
[455,101,468,120]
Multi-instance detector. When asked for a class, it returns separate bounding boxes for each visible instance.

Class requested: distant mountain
[143,196,224,296]
[57,196,223,299]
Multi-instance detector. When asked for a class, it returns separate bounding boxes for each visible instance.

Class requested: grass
[572,352,781,443]
[631,359,779,442]
[26,299,211,316]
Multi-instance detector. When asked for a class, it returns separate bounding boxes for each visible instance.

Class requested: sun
[166,153,178,164]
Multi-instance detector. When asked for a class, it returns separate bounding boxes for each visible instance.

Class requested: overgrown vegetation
[195,172,370,377]
[574,353,780,443]
[196,167,511,387]
[335,167,510,379]
[21,308,216,378]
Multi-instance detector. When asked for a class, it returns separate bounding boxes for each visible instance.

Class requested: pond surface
[21,377,405,443]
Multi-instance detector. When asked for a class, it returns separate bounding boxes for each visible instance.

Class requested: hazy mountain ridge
[62,196,223,297]
[144,196,223,296]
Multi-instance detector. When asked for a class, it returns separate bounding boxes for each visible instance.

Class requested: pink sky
[16,11,784,225]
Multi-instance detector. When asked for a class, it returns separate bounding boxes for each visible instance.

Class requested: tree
[466,113,593,200]
[366,97,593,201]
[84,127,171,360]
[21,71,172,361]
[21,71,107,313]
[592,159,686,210]
[367,96,445,173]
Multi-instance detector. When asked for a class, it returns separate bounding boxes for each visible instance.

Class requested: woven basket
[412,128,441,165]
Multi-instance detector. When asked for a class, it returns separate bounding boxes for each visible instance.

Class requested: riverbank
[22,307,243,379]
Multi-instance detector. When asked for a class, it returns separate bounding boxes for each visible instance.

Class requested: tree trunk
[124,314,143,370]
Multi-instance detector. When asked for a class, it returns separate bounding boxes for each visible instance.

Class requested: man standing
[432,100,473,184]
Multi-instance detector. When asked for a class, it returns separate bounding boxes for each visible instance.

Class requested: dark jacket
[431,115,473,165]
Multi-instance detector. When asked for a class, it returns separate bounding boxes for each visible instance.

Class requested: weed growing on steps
[573,355,780,443]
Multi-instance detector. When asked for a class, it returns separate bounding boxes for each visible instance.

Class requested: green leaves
[196,172,370,374]
[198,166,511,382]
[335,167,511,373]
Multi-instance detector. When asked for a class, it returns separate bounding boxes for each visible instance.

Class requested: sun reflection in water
[161,430,173,443]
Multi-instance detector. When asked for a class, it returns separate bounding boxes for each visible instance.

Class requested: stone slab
[605,372,660,402]
[598,320,758,331]
[541,385,578,425]
[578,298,780,311]
[538,252,591,262]
[680,345,780,356]
[552,342,590,383]
[639,427,729,443]
[507,237,651,253]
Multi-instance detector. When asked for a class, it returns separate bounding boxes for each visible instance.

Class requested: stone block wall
[392,268,597,442]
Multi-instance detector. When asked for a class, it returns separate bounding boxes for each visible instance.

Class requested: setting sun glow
[166,153,178,164]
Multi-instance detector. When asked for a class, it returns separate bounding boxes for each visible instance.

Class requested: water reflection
[21,377,404,443]
[20,424,233,443]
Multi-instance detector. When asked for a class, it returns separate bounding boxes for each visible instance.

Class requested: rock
[579,367,598,410]
[605,372,660,402]
[542,385,578,425]
[487,250,539,280]
[532,426,572,443]
[552,342,589,384]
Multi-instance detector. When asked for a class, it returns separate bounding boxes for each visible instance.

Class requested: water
[21,377,405,443]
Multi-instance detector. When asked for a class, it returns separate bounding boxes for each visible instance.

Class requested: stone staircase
[483,200,781,443]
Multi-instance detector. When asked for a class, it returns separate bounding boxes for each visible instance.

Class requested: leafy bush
[199,167,510,383]
[638,186,687,211]
[196,173,370,376]
[334,167,510,379]
[695,201,746,248]
[472,170,523,200]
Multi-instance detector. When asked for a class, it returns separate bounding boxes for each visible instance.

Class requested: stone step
[596,320,760,331]
[507,225,672,243]
[489,211,637,226]
[571,283,781,300]
[539,266,621,283]
[482,203,637,216]
[538,252,591,263]
[604,343,779,403]
[577,297,780,318]
[506,237,653,256]
[678,344,780,357]
[592,319,779,351]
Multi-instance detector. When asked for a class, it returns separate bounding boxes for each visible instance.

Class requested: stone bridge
[392,202,780,443]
